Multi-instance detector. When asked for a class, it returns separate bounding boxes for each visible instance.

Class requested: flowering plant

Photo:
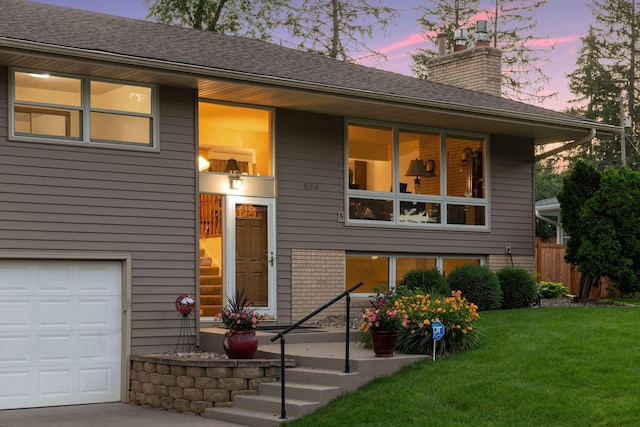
[394,290,480,355]
[360,290,403,333]
[216,290,268,331]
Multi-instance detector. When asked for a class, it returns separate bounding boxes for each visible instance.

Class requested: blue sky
[33,0,594,111]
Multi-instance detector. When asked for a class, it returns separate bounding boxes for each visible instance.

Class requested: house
[0,0,617,410]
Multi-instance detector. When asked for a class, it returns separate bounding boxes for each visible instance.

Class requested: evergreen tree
[146,0,397,62]
[557,160,602,299]
[283,0,397,61]
[145,0,289,40]
[577,167,640,295]
[566,0,639,169]
[411,0,480,75]
[411,0,554,103]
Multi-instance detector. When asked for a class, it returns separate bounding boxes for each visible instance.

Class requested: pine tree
[411,0,554,103]
[145,0,290,40]
[566,0,639,169]
[282,0,397,61]
[146,0,397,62]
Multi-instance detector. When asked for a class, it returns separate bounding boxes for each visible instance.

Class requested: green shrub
[447,264,502,311]
[399,268,450,295]
[497,267,537,309]
[537,281,568,299]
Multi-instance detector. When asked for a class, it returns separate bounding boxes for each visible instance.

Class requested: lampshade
[405,159,428,177]
[198,155,210,172]
[225,158,240,173]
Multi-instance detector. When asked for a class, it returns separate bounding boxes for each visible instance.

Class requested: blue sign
[431,321,445,341]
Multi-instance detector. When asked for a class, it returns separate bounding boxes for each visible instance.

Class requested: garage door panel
[38,300,73,328]
[1,302,30,329]
[0,334,31,364]
[0,260,122,410]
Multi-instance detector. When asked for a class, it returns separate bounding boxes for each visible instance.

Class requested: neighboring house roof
[1,0,618,144]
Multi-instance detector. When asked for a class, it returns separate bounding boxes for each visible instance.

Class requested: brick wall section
[426,46,502,97]
[129,355,295,415]
[291,249,345,322]
[486,254,535,277]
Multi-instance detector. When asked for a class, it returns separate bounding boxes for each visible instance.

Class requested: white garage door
[0,260,122,410]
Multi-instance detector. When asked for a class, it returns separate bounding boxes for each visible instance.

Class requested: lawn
[286,305,640,427]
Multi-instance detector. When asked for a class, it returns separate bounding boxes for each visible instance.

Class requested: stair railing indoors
[270,281,363,420]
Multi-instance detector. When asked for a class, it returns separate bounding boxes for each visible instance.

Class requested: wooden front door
[235,203,269,306]
[225,196,275,315]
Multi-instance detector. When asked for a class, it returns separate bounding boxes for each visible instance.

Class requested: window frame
[10,68,158,150]
[345,119,490,230]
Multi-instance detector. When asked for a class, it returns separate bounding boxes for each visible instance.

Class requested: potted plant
[216,290,268,359]
[360,289,403,357]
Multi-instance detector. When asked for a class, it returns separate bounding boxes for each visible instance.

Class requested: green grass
[286,306,640,427]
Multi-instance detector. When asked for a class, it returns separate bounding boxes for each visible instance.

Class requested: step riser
[200,266,220,275]
[284,369,355,388]
[204,407,286,427]
[232,395,318,418]
[259,382,341,404]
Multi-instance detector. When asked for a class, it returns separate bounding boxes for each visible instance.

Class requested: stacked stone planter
[129,355,295,415]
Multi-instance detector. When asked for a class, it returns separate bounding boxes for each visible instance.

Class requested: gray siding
[0,66,198,353]
[275,108,535,256]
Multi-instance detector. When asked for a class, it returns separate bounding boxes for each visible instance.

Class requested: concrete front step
[259,381,341,405]
[202,329,428,427]
[204,406,293,427]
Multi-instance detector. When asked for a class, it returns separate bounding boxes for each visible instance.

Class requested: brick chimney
[426,21,502,97]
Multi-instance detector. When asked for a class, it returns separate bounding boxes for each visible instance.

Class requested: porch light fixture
[405,158,429,193]
[198,155,210,171]
[229,174,243,190]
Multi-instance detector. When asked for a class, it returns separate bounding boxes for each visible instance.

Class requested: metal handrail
[269,281,363,420]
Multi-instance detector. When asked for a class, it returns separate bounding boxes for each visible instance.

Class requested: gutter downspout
[535,209,562,245]
[535,128,596,161]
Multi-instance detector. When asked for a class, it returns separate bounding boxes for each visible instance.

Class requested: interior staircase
[199,246,223,317]
[201,328,427,426]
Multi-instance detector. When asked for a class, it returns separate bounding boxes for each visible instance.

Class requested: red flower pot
[223,329,259,359]
[370,330,397,357]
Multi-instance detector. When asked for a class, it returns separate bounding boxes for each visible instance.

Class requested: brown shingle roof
[0,0,610,128]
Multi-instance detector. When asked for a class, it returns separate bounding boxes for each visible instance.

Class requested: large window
[347,122,487,228]
[198,101,273,177]
[12,69,155,147]
[346,254,482,294]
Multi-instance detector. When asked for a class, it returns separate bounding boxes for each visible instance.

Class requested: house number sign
[304,182,319,190]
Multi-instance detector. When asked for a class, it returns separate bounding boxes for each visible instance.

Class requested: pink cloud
[377,33,430,54]
[526,35,581,47]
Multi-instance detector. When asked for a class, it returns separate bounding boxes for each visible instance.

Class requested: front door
[225,196,276,316]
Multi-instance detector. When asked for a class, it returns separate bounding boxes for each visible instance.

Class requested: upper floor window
[11,69,155,148]
[347,122,487,228]
[198,101,273,177]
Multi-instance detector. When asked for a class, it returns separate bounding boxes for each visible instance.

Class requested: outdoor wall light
[229,174,243,190]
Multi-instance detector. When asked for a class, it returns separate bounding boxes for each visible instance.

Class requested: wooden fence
[535,239,609,299]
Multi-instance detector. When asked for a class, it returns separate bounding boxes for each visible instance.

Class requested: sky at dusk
[33,0,595,112]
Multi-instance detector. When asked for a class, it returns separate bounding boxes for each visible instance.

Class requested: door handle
[268,251,277,266]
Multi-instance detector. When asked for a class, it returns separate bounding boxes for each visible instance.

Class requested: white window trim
[9,68,158,151]
[345,119,490,231]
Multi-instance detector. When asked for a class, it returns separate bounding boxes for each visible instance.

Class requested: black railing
[269,281,363,420]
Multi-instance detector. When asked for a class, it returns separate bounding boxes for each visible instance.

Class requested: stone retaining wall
[129,355,295,415]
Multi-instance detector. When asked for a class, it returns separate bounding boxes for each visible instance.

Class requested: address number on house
[304,182,319,191]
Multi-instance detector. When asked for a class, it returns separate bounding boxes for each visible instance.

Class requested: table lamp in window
[405,159,429,193]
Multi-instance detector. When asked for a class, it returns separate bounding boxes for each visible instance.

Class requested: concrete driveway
[0,402,245,427]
